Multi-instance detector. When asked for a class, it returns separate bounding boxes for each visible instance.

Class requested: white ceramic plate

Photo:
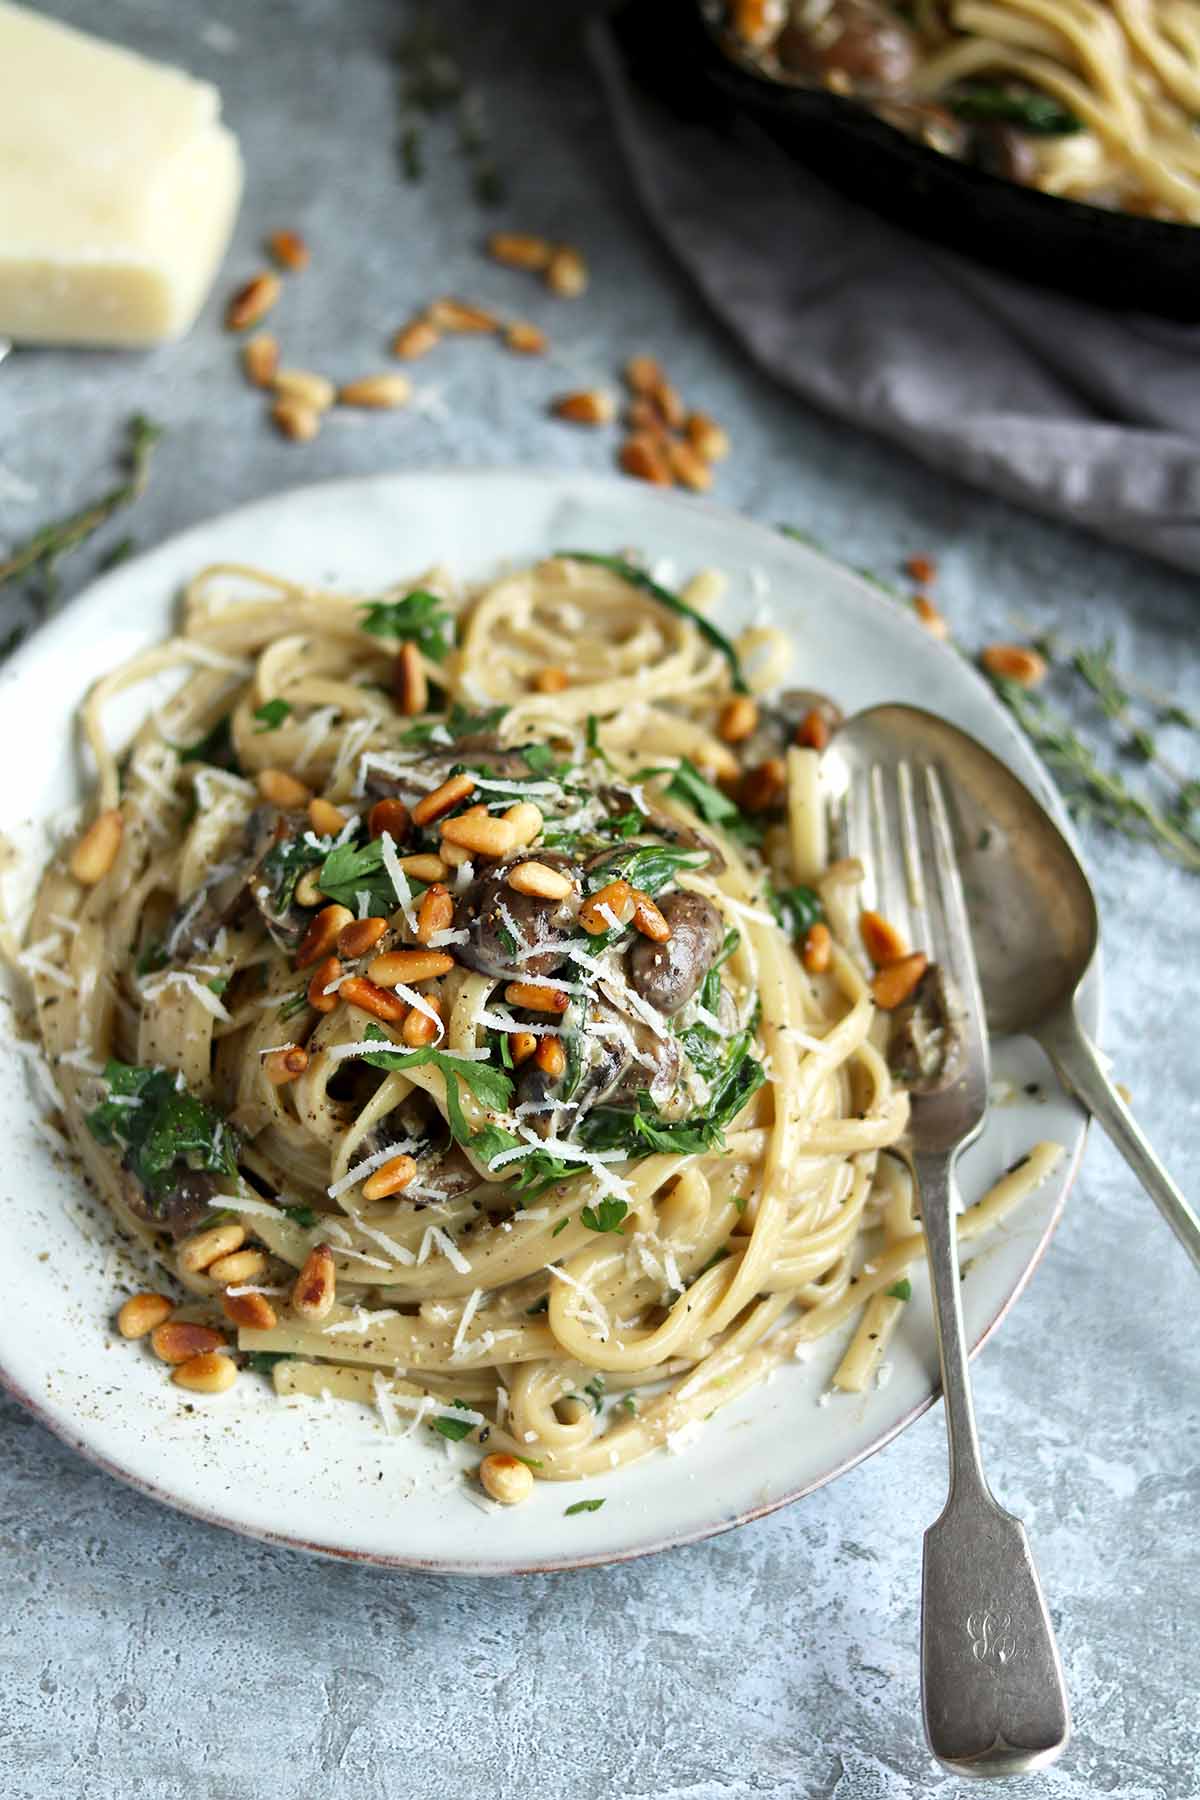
[0,471,1093,1574]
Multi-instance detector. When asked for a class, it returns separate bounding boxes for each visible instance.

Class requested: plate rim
[0,465,1095,1575]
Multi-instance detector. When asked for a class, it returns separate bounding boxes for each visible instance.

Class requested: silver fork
[831,730,1071,1777]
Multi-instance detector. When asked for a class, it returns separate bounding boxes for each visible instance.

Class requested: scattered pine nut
[296,903,355,969]
[732,0,780,44]
[271,396,321,443]
[242,333,280,388]
[624,354,663,395]
[666,439,712,492]
[368,949,456,986]
[307,955,343,1013]
[339,373,412,409]
[545,245,588,297]
[718,695,758,743]
[505,980,569,1014]
[505,321,547,355]
[116,1293,172,1340]
[859,909,907,968]
[309,796,348,836]
[368,797,412,841]
[264,1045,309,1085]
[487,231,555,271]
[507,861,574,901]
[906,553,937,586]
[619,433,672,486]
[150,1320,227,1365]
[392,319,441,359]
[273,368,335,412]
[740,757,786,812]
[914,596,949,640]
[208,1248,268,1286]
[981,644,1047,688]
[339,974,410,1021]
[171,1351,237,1394]
[510,1031,537,1064]
[795,708,831,751]
[872,952,929,1010]
[480,1452,534,1504]
[579,879,633,934]
[336,917,388,960]
[504,802,544,849]
[685,411,730,462]
[362,1154,419,1200]
[440,811,518,858]
[179,1222,245,1274]
[70,808,123,885]
[535,1036,567,1079]
[553,388,615,426]
[416,884,455,943]
[267,228,310,272]
[226,271,280,331]
[650,377,685,430]
[412,772,476,827]
[222,1290,278,1331]
[292,1244,336,1321]
[631,891,671,943]
[532,666,569,693]
[295,868,325,908]
[257,767,312,809]
[394,641,428,717]
[627,395,670,437]
[402,996,444,1046]
[802,921,833,974]
[398,853,449,883]
[426,296,500,333]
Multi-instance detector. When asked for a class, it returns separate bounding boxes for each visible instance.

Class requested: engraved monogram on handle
[966,1607,1019,1667]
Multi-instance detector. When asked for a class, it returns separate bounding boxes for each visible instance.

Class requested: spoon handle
[916,1150,1070,1777]
[1037,1005,1200,1275]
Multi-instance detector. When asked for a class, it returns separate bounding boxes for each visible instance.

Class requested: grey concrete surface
[1,4,1197,1797]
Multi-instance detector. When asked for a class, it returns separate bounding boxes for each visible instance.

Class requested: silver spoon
[853,704,1200,1271]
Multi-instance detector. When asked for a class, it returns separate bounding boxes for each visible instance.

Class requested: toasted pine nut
[795,708,831,751]
[257,768,312,809]
[309,796,348,835]
[487,231,554,270]
[505,321,548,355]
[545,245,588,297]
[914,596,949,640]
[666,440,713,492]
[340,373,413,409]
[70,809,123,884]
[296,868,325,908]
[150,1320,228,1365]
[505,980,568,1014]
[872,952,930,1011]
[264,1045,309,1085]
[339,974,410,1021]
[368,949,455,987]
[906,553,937,586]
[504,802,544,848]
[860,909,907,968]
[479,1452,534,1505]
[296,903,355,969]
[802,921,833,974]
[507,861,573,901]
[179,1223,246,1274]
[368,797,411,841]
[627,395,669,437]
[440,840,472,869]
[398,852,449,882]
[554,388,615,425]
[619,433,672,486]
[307,955,342,1013]
[535,1036,566,1079]
[650,377,685,430]
[686,410,730,462]
[242,332,280,387]
[732,0,779,44]
[222,1291,278,1331]
[394,641,428,717]
[718,695,758,743]
[740,758,786,812]
[361,1154,419,1200]
[292,1244,336,1320]
[226,271,280,331]
[440,811,518,858]
[171,1351,237,1394]
[337,916,387,959]
[510,1030,537,1064]
[426,296,499,333]
[624,354,663,394]
[267,228,310,271]
[631,891,671,942]
[274,368,336,412]
[392,319,440,359]
[532,666,569,693]
[981,643,1047,688]
[412,772,476,827]
[271,396,321,443]
[208,1248,268,1286]
[401,996,444,1046]
[116,1293,173,1340]
[416,884,455,943]
[579,878,634,934]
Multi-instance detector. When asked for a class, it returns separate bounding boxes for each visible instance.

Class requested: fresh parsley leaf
[316,836,408,915]
[431,1400,476,1441]
[608,807,646,839]
[282,1203,319,1228]
[666,758,740,827]
[279,988,311,1020]
[253,698,293,732]
[580,1197,628,1234]
[360,1024,513,1113]
[496,1030,514,1070]
[175,714,237,769]
[260,835,323,917]
[85,1062,239,1201]
[558,552,748,693]
[769,884,823,937]
[551,1217,569,1236]
[732,1194,748,1215]
[522,743,569,780]
[246,1351,294,1375]
[207,976,229,995]
[515,1456,544,1470]
[584,1374,606,1411]
[885,1278,912,1301]
[585,843,707,900]
[360,589,454,661]
[563,1497,605,1515]
[620,1395,637,1415]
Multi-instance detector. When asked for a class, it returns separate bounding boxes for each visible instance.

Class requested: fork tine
[920,763,989,1078]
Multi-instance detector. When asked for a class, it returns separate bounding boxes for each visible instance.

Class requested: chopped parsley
[360,589,455,661]
[619,1395,638,1415]
[584,1031,764,1159]
[245,1351,294,1375]
[769,884,824,938]
[431,1399,476,1441]
[85,1061,239,1201]
[317,836,409,915]
[580,1197,628,1234]
[282,1203,319,1228]
[175,713,237,769]
[563,1497,605,1515]
[885,1278,913,1302]
[253,698,293,732]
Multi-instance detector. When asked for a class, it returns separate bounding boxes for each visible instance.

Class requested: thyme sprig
[0,414,162,594]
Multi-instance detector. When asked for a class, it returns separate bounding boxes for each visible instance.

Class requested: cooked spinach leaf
[85,1061,239,1198]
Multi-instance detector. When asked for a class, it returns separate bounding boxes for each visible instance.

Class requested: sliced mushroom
[626,892,724,1016]
[165,806,306,958]
[118,1165,228,1240]
[887,963,960,1092]
[455,851,582,979]
[596,788,725,874]
[776,0,917,91]
[737,688,844,769]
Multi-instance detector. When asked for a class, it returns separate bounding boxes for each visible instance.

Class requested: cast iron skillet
[609,0,1200,319]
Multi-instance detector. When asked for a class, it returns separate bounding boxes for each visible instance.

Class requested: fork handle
[1036,1004,1200,1275]
[916,1151,1070,1777]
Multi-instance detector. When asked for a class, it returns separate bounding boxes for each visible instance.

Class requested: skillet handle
[1036,1004,1200,1275]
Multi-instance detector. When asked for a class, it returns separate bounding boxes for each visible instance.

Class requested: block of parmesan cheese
[0,2,243,346]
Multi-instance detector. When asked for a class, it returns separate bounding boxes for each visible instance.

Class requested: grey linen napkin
[590,20,1200,575]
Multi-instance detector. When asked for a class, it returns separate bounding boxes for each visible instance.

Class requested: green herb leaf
[432,1399,476,1441]
[316,836,407,915]
[85,1061,239,1202]
[585,843,708,901]
[360,589,454,661]
[253,698,293,733]
[768,884,824,938]
[620,1395,637,1415]
[282,1203,319,1228]
[948,82,1083,134]
[135,938,167,978]
[564,1497,605,1515]
[246,1351,294,1375]
[360,1023,513,1113]
[279,988,311,1021]
[551,1217,569,1237]
[584,1032,765,1159]
[580,1197,628,1234]
[175,714,236,768]
[666,758,740,827]
[885,1278,912,1301]
[207,976,229,995]
[558,553,748,693]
